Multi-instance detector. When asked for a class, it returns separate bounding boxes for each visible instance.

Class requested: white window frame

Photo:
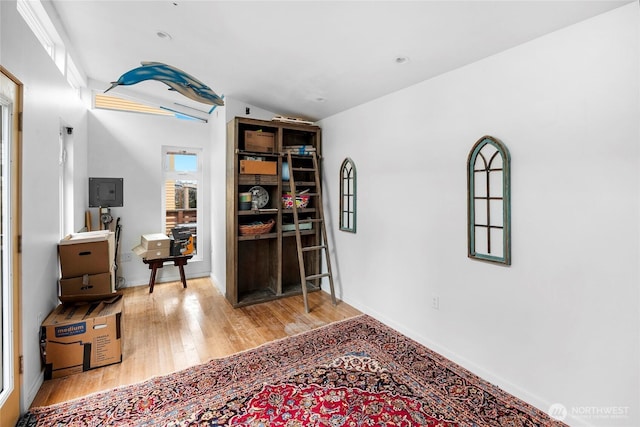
[17,0,87,94]
[162,146,203,261]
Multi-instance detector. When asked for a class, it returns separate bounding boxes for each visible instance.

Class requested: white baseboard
[23,371,44,412]
[337,297,596,427]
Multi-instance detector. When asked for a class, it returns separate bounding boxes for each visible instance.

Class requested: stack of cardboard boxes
[40,230,124,379]
[240,130,277,175]
[58,230,116,298]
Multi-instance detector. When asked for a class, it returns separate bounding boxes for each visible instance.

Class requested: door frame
[0,65,23,426]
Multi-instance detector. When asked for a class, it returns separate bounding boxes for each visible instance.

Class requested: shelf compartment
[282,127,319,151]
[236,287,278,307]
[281,235,320,289]
[237,239,278,295]
[237,123,278,153]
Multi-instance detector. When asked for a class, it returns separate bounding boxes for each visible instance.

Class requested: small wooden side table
[142,255,193,293]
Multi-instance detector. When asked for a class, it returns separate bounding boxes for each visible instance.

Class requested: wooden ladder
[286,150,336,313]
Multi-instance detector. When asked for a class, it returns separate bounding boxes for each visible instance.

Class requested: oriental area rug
[25,315,564,426]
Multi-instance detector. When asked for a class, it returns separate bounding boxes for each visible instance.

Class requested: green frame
[339,157,357,233]
[467,136,511,265]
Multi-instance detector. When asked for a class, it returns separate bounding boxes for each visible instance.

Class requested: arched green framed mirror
[339,158,356,233]
[467,136,511,265]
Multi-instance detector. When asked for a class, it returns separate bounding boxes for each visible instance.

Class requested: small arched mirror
[339,158,357,233]
[467,136,511,265]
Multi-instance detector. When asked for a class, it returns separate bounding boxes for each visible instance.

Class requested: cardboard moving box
[59,272,113,296]
[240,160,277,175]
[59,231,115,278]
[245,130,275,153]
[41,294,123,379]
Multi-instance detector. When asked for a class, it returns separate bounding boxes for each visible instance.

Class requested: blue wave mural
[105,62,224,107]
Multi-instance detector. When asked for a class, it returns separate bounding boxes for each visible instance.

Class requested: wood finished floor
[31,277,361,408]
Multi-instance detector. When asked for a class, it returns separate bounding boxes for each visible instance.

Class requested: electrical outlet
[432,296,439,310]
[122,252,133,262]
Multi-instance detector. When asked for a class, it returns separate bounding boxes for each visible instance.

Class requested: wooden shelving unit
[226,117,322,307]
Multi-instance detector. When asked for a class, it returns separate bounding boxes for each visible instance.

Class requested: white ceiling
[48,0,631,121]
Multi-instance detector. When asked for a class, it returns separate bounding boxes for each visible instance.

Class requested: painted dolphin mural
[104,61,224,107]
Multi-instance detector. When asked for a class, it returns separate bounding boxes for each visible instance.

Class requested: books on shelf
[284,145,316,155]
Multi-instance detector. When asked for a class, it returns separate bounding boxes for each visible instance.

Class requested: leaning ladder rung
[305,273,331,280]
[287,150,336,313]
[302,245,327,252]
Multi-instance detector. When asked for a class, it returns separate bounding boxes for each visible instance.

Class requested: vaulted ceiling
[48,1,631,121]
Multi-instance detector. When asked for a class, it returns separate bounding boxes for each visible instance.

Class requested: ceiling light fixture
[394,56,409,64]
[156,31,172,41]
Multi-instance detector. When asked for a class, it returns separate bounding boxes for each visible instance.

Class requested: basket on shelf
[239,219,275,236]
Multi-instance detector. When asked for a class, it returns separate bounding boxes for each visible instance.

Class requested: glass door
[0,67,22,426]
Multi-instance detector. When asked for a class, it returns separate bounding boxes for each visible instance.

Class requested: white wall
[320,4,638,427]
[88,109,212,286]
[225,98,276,123]
[209,106,227,292]
[0,0,89,410]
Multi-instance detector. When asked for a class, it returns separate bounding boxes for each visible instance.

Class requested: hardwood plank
[30,277,361,408]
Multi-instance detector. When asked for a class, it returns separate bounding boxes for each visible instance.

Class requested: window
[17,0,87,92]
[17,0,55,59]
[163,147,201,258]
[95,93,173,117]
[467,136,511,265]
[94,93,208,122]
[339,158,357,233]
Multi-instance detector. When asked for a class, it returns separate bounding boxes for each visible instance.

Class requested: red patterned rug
[26,315,564,426]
